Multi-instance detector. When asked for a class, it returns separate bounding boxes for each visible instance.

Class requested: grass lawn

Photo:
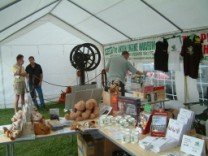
[0,102,78,156]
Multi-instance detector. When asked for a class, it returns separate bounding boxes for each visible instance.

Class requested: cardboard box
[77,133,96,156]
[118,96,141,121]
[133,91,154,102]
[102,90,119,106]
[77,133,121,156]
[143,85,154,93]
[104,138,121,156]
[133,91,145,99]
[103,90,120,116]
[154,86,165,100]
[103,90,111,106]
[134,86,166,102]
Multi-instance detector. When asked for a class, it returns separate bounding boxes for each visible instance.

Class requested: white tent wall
[0,46,6,108]
[0,44,104,108]
[0,13,105,109]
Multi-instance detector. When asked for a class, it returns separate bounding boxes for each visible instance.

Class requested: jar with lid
[124,115,131,120]
[99,115,107,126]
[128,117,136,127]
[115,116,122,125]
[120,119,129,128]
[121,129,131,143]
[106,115,114,125]
[131,130,139,144]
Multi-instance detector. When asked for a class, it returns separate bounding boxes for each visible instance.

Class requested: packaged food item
[65,99,99,121]
[151,110,168,137]
[117,96,140,122]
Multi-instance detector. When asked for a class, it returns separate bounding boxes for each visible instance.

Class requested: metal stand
[5,143,14,156]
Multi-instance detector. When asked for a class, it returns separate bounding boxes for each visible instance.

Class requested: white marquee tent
[0,0,208,108]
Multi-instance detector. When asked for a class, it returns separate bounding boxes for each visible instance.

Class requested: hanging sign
[104,31,208,63]
[104,40,156,63]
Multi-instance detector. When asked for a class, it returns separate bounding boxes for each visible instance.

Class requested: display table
[0,125,76,156]
[98,126,180,156]
[0,122,182,156]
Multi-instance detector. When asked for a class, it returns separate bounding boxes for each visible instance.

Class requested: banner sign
[104,32,208,63]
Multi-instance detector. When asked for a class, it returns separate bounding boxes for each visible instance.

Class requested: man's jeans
[29,83,45,107]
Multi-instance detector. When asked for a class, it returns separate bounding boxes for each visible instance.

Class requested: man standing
[26,56,45,109]
[12,54,27,113]
[105,51,145,96]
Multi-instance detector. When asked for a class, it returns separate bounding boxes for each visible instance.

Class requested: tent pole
[49,0,63,13]
[0,14,48,44]
[0,46,6,108]
[140,0,183,32]
[184,76,188,105]
[68,0,132,41]
[0,0,59,33]
[0,0,21,11]
[50,14,103,46]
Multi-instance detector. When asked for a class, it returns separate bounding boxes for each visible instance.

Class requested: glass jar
[106,115,114,125]
[120,119,129,128]
[99,115,107,126]
[115,116,122,125]
[128,117,136,127]
[122,129,131,143]
[124,115,131,120]
[131,130,139,144]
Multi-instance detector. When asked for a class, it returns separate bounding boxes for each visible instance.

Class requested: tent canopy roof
[6,22,84,45]
[1,0,208,46]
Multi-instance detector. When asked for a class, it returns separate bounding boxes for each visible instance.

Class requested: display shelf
[141,99,170,108]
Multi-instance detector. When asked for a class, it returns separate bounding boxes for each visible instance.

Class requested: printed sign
[104,32,208,63]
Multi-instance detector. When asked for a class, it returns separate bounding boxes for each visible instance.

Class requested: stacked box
[133,91,145,98]
[133,91,154,102]
[102,90,120,107]
[117,96,141,121]
[77,133,121,156]
[133,85,166,102]
[154,86,165,101]
[143,85,154,93]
